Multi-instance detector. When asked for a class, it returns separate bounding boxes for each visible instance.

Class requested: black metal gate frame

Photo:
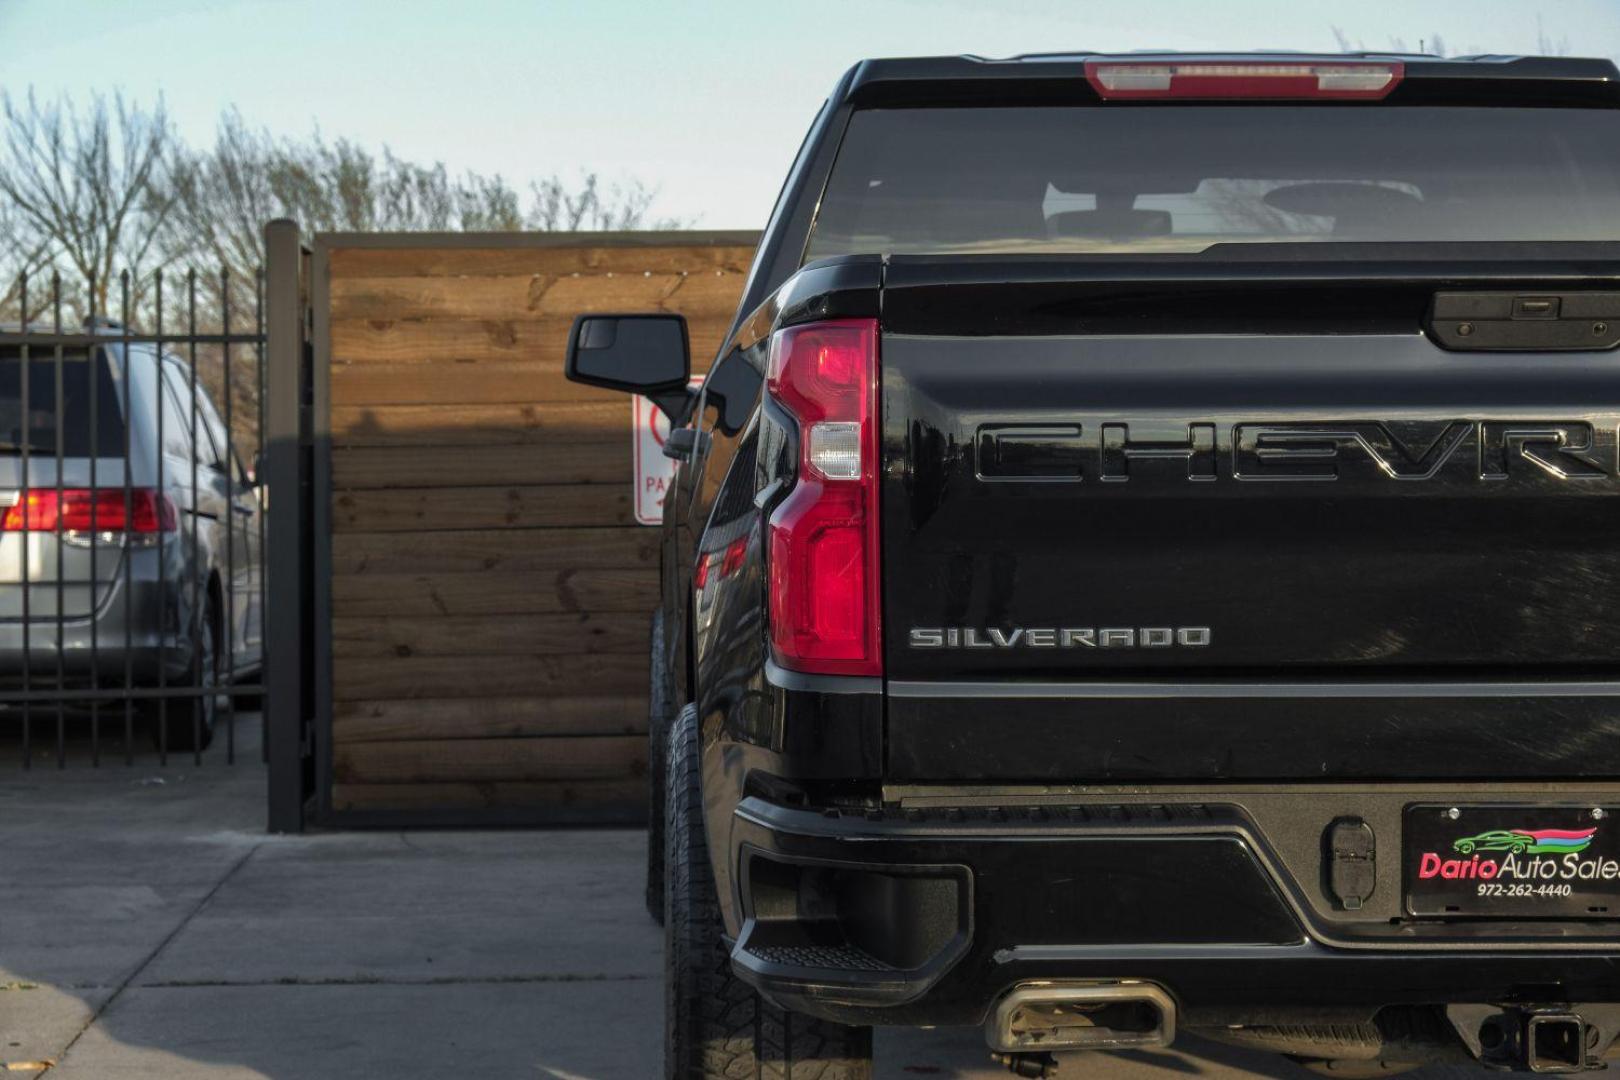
[1,259,270,773]
[264,219,317,833]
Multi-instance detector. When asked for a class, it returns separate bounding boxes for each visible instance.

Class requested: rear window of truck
[0,349,127,458]
[804,106,1620,258]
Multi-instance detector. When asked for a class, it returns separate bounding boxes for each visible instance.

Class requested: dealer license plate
[1405,804,1620,918]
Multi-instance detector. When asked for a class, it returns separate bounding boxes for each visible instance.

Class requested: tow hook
[1446,1004,1620,1073]
[992,1050,1060,1077]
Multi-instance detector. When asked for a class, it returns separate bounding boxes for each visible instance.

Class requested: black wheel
[664,703,872,1079]
[647,609,676,925]
[149,589,224,753]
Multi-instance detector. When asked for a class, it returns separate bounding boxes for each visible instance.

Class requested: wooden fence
[317,231,758,822]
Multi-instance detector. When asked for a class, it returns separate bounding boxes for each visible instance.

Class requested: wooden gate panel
[318,232,756,823]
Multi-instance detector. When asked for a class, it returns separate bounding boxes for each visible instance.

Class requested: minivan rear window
[805,106,1620,258]
[0,349,128,457]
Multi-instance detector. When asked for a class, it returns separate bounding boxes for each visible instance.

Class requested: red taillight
[1,488,178,535]
[694,552,714,590]
[766,319,881,676]
[1085,60,1403,101]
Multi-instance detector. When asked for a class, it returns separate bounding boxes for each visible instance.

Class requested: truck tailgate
[880,263,1620,781]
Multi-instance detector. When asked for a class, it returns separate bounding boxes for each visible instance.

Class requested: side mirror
[566,314,693,420]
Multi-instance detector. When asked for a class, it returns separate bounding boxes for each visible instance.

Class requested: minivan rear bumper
[0,557,202,688]
[727,796,1620,1030]
[0,642,191,689]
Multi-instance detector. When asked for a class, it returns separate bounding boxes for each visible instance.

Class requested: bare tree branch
[0,90,185,320]
[4,88,684,330]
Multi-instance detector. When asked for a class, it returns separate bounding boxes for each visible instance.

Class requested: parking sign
[631,384,700,525]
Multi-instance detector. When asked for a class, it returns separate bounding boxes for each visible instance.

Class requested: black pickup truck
[567,52,1620,1078]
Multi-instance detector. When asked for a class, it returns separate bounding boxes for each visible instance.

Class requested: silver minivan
[0,332,264,750]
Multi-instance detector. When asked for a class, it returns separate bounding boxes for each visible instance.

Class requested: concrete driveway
[0,713,1498,1079]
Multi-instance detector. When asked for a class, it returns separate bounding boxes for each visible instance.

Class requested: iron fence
[0,262,268,768]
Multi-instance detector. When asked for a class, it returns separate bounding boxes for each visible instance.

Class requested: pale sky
[3,0,1617,227]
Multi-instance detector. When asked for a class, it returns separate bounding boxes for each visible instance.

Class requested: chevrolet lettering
[976,420,1613,483]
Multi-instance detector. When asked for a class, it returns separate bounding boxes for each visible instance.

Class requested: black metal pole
[19,271,32,768]
[222,267,236,766]
[264,219,306,834]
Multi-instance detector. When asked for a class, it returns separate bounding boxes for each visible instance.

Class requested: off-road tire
[646,608,677,924]
[664,704,873,1079]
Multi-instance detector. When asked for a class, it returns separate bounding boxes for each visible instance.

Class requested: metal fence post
[264,219,307,833]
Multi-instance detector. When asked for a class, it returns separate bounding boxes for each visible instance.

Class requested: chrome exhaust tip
[986,980,1177,1054]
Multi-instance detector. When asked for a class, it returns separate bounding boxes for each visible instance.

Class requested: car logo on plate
[1416,825,1617,885]
[1452,828,1596,856]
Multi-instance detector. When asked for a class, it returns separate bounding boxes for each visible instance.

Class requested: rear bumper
[0,630,195,688]
[0,561,201,688]
[728,796,1620,1029]
[0,643,189,689]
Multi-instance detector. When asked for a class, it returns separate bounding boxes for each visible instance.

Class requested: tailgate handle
[1430,291,1620,352]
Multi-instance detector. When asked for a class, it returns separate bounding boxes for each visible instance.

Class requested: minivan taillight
[1,488,178,538]
[765,319,881,676]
